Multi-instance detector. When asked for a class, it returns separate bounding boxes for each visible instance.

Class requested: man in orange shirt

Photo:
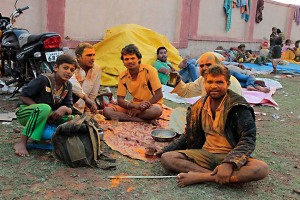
[103,44,163,122]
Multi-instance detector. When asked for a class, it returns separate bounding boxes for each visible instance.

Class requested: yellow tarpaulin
[94,24,182,86]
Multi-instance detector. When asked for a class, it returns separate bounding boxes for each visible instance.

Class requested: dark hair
[157,46,167,55]
[296,40,300,45]
[238,44,245,49]
[75,42,94,57]
[120,44,142,60]
[215,46,224,50]
[285,39,291,45]
[204,64,231,82]
[277,29,282,34]
[55,54,78,68]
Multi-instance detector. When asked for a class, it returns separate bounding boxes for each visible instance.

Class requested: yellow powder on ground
[93,114,105,123]
[133,148,146,156]
[109,179,121,188]
[126,186,135,193]
[109,174,131,188]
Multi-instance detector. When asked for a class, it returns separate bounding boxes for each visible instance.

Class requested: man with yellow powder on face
[103,44,163,122]
[160,64,268,187]
[171,52,242,97]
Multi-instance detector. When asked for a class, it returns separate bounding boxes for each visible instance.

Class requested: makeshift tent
[94,24,183,86]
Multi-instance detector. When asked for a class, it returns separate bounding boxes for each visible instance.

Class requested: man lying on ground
[159,64,269,187]
[103,44,163,123]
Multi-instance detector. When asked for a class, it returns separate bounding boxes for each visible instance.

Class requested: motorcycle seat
[27,32,59,43]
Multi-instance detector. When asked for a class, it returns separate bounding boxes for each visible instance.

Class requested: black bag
[52,113,115,169]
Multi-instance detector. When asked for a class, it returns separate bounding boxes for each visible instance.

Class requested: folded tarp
[94,24,183,86]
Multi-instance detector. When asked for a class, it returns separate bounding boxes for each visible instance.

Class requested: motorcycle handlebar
[17,6,29,13]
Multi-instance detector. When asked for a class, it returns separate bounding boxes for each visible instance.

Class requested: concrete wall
[1,0,46,34]
[1,0,300,59]
[65,0,181,42]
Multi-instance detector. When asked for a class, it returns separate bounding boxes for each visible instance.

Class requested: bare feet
[177,171,204,187]
[150,119,160,126]
[254,80,266,87]
[14,141,29,157]
[246,85,258,91]
[14,135,29,157]
[255,86,270,93]
[178,58,188,69]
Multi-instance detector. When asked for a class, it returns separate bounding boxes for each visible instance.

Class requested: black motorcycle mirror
[14,0,19,10]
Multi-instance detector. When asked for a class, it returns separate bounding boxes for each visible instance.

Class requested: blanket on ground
[242,86,278,107]
[242,62,300,74]
[102,107,173,162]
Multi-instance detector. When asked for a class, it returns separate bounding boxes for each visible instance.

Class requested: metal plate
[151,129,177,142]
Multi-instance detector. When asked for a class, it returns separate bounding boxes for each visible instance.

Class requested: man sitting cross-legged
[103,44,163,123]
[159,64,268,187]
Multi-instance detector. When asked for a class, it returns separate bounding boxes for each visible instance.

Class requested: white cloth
[69,64,101,113]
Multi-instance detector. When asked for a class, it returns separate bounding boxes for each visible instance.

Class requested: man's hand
[175,73,182,85]
[211,163,234,185]
[89,103,98,114]
[165,63,176,72]
[154,150,164,158]
[84,96,98,114]
[47,106,69,123]
[138,101,151,111]
[128,108,141,117]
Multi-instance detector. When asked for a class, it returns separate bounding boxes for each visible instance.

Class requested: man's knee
[251,159,269,180]
[161,151,185,167]
[143,105,162,119]
[151,105,163,117]
[256,160,269,179]
[103,107,114,118]
[161,151,176,168]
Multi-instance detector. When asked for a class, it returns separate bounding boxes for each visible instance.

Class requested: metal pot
[151,129,177,142]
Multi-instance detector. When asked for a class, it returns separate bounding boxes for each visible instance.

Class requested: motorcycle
[0,0,68,96]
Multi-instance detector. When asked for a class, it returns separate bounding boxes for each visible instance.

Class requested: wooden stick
[108,175,177,179]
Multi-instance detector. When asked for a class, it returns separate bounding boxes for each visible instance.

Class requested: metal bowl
[151,129,177,142]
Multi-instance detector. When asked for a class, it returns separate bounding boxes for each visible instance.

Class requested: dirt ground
[0,74,299,200]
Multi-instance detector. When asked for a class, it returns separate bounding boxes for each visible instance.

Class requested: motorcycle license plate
[45,51,64,62]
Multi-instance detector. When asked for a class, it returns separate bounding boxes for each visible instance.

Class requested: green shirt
[153,60,172,85]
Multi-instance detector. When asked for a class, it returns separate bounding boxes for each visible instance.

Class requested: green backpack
[52,114,115,169]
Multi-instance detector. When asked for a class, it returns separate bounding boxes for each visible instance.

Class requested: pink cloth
[242,87,278,107]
